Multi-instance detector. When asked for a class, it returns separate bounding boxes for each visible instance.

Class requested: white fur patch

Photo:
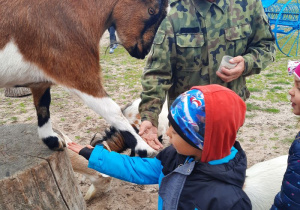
[0,40,51,87]
[38,120,57,139]
[122,98,169,137]
[244,155,287,210]
[71,89,135,130]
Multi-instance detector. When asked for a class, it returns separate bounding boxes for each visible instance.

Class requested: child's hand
[67,142,93,154]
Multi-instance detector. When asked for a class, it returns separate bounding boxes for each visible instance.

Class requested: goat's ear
[121,101,133,112]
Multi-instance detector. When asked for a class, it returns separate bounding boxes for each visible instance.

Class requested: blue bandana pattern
[170,89,206,150]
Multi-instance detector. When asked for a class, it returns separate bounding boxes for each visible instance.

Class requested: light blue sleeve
[88,145,162,185]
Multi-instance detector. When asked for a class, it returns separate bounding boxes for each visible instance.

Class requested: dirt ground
[0,31,298,210]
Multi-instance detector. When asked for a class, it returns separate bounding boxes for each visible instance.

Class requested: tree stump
[0,124,86,210]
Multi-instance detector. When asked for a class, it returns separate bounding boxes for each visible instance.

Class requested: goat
[243,155,287,210]
[0,0,168,157]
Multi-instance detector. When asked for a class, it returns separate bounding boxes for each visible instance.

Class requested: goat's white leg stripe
[71,89,136,131]
[70,89,155,153]
[38,120,57,139]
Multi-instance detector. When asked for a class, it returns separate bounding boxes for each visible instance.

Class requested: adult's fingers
[145,136,163,150]
[152,137,164,149]
[143,133,163,150]
[139,120,153,135]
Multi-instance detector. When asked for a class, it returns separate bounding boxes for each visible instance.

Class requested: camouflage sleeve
[139,17,175,128]
[242,0,276,77]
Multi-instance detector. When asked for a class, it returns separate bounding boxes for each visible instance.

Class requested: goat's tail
[90,126,139,154]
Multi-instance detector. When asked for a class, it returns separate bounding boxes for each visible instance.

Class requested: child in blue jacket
[271,61,300,210]
[68,84,252,210]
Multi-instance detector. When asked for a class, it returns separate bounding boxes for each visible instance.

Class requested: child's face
[166,125,202,159]
[289,76,300,115]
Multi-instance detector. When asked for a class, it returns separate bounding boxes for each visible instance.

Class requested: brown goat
[0,0,168,157]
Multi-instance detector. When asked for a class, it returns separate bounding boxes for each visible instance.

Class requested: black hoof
[136,150,147,158]
[43,136,64,151]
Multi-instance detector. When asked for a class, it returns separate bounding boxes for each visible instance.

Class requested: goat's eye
[148,7,155,15]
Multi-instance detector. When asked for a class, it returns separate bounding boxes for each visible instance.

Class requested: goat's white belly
[0,41,50,87]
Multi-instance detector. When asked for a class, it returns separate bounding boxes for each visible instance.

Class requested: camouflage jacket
[139,0,276,127]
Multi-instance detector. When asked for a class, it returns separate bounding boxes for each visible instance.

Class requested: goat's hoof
[84,184,97,201]
[84,175,112,201]
[145,148,158,158]
[135,146,158,158]
[43,136,65,151]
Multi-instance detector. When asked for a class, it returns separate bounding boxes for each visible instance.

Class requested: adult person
[139,0,276,150]
[108,25,118,54]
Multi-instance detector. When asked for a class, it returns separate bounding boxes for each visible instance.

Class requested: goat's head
[112,0,168,59]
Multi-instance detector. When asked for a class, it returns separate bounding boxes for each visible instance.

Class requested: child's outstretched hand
[67,142,94,154]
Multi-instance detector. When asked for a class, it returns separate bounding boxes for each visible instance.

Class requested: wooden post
[0,124,86,210]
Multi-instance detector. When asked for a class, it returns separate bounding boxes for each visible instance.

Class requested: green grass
[270,86,284,91]
[282,137,294,144]
[10,116,18,122]
[246,103,261,111]
[246,102,280,113]
[270,137,279,141]
[265,108,280,113]
[99,46,146,104]
[247,87,263,92]
[26,117,33,121]
[245,44,296,106]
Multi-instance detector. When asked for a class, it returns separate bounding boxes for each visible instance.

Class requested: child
[271,62,300,210]
[68,84,252,210]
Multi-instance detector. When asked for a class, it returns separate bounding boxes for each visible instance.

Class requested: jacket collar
[191,0,228,17]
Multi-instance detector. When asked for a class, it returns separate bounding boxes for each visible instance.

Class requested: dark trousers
[108,26,117,48]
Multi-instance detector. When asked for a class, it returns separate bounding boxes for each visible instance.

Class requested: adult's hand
[139,120,164,150]
[216,56,245,83]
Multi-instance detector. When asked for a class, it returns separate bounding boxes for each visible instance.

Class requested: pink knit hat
[288,60,300,79]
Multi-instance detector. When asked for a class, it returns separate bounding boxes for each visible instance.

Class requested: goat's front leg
[31,85,65,150]
[70,89,156,157]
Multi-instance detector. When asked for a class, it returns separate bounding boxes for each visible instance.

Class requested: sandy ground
[0,31,298,209]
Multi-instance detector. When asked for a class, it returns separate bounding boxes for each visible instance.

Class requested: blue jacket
[271,132,300,210]
[88,141,251,210]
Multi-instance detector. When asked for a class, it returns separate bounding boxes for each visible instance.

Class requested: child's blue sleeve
[88,145,162,185]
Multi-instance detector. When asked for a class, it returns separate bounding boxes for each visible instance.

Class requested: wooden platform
[0,124,86,210]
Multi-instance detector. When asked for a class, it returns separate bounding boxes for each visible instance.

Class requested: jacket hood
[191,85,246,162]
